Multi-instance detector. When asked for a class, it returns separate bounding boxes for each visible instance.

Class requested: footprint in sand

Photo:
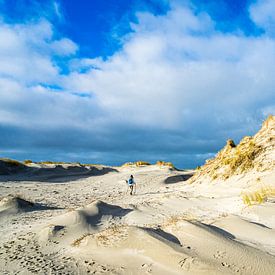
[214,250,226,259]
[179,258,191,270]
[179,257,209,271]
[141,263,153,273]
[221,262,240,273]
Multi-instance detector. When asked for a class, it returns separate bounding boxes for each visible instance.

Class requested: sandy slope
[0,162,275,275]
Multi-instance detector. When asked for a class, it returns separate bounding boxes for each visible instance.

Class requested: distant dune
[0,159,118,182]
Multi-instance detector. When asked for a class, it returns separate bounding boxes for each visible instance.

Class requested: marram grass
[242,186,275,206]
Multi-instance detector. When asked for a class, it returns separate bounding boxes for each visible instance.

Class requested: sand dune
[0,159,117,182]
[165,219,275,274]
[0,195,34,215]
[213,214,275,255]
[0,162,275,274]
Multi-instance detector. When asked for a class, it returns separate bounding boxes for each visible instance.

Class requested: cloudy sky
[0,0,274,168]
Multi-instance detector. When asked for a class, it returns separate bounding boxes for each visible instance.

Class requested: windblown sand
[0,163,275,275]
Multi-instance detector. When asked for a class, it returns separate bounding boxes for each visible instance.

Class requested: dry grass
[122,162,134,166]
[71,233,93,247]
[156,161,175,168]
[72,226,128,247]
[135,161,151,166]
[190,115,274,183]
[165,213,196,226]
[221,138,261,175]
[193,137,263,181]
[242,186,275,206]
[122,161,151,167]
[122,160,174,168]
[38,161,74,165]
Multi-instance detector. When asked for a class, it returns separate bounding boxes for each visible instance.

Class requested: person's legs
[130,185,133,195]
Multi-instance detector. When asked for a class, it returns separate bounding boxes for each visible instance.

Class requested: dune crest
[190,115,275,183]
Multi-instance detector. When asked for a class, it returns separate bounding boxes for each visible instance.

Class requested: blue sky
[0,0,274,168]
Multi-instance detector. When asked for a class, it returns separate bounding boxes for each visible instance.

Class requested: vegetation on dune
[242,186,275,206]
[0,158,23,166]
[71,225,127,247]
[189,115,275,183]
[1,157,177,170]
[135,161,151,166]
[71,233,92,247]
[156,160,175,168]
[122,161,151,167]
[220,137,261,174]
[190,136,263,182]
[1,158,99,167]
[122,160,176,168]
[36,161,98,166]
[38,161,74,165]
[38,161,96,166]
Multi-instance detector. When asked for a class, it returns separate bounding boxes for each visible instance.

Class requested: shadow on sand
[0,196,64,218]
[201,223,236,240]
[84,201,133,227]
[144,227,182,245]
[164,173,194,184]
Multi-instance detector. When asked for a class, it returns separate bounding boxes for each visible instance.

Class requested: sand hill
[0,195,34,215]
[0,159,117,182]
[190,115,275,183]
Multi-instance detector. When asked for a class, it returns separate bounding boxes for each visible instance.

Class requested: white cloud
[250,0,275,35]
[51,38,78,56]
[53,1,63,20]
[65,4,275,134]
[0,18,98,130]
[0,20,55,84]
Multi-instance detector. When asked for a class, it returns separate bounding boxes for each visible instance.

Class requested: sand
[0,162,275,275]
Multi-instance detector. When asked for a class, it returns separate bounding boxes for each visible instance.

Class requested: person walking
[126,175,136,195]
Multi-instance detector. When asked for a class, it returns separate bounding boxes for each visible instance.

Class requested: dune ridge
[190,115,275,183]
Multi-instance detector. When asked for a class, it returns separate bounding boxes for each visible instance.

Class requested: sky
[0,0,274,168]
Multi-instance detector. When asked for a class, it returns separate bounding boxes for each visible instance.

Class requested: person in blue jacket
[126,175,136,195]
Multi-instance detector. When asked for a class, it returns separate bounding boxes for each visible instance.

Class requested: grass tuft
[156,161,175,168]
[122,161,151,167]
[242,186,275,206]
